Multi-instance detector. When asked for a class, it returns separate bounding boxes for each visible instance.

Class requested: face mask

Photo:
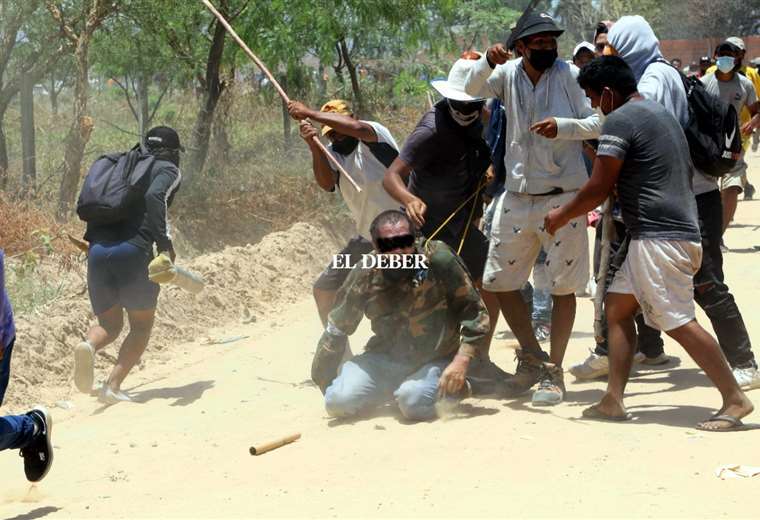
[716,56,735,74]
[526,48,558,71]
[447,100,482,126]
[331,136,359,155]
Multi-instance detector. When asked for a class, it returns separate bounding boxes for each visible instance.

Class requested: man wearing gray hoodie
[464,12,602,405]
[603,15,759,390]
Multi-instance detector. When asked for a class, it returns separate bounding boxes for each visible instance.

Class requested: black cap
[146,126,184,152]
[507,11,563,49]
[699,56,711,63]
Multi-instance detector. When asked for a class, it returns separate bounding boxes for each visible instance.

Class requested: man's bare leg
[721,187,741,235]
[549,293,576,366]
[495,290,544,356]
[105,308,155,392]
[478,284,500,357]
[667,320,754,429]
[87,306,124,352]
[585,293,638,419]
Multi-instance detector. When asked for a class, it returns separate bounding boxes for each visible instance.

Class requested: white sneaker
[733,365,760,390]
[633,352,646,364]
[570,350,609,380]
[73,341,95,393]
[639,353,670,366]
[98,383,133,405]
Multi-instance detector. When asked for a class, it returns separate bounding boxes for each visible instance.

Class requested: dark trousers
[693,190,755,368]
[595,191,755,368]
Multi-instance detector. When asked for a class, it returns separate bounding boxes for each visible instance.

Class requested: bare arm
[298,121,337,192]
[288,100,377,142]
[741,101,760,135]
[544,155,622,234]
[383,157,427,227]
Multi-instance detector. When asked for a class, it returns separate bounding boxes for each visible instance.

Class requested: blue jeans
[325,352,449,421]
[0,338,36,451]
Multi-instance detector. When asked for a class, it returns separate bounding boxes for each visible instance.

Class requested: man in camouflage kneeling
[312,209,509,421]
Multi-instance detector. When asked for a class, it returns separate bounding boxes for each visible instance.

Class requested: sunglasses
[448,99,485,115]
[376,234,415,253]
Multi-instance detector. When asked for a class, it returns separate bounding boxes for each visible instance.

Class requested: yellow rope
[424,177,488,253]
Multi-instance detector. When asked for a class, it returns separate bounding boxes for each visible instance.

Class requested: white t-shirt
[327,121,402,240]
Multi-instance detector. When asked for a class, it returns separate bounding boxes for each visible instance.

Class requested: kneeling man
[312,210,491,421]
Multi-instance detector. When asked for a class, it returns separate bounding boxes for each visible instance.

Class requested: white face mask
[447,101,481,126]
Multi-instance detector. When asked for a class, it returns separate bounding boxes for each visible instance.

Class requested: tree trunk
[20,73,36,198]
[317,62,327,98]
[0,123,8,191]
[49,73,59,115]
[56,40,93,221]
[185,14,226,184]
[136,74,149,146]
[339,38,363,116]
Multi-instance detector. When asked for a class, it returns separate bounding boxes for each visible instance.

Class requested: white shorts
[720,159,747,193]
[483,191,589,295]
[608,239,702,332]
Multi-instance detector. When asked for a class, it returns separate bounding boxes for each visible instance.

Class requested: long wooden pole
[200,0,362,193]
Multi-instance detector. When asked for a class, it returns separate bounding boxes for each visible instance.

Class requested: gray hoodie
[608,15,717,195]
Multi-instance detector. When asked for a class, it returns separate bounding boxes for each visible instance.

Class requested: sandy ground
[3,157,760,519]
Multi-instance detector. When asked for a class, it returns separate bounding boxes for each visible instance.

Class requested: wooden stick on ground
[249,433,301,456]
[200,0,362,193]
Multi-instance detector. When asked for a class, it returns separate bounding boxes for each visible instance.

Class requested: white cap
[726,36,746,51]
[431,58,486,102]
[573,41,595,57]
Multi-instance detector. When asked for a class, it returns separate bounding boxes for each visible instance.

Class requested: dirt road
[3,164,760,519]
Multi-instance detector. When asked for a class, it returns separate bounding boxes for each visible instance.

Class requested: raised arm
[463,44,509,100]
[288,100,377,142]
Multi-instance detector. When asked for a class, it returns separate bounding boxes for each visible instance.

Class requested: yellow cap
[319,99,352,136]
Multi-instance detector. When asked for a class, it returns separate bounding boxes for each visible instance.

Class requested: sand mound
[4,222,344,410]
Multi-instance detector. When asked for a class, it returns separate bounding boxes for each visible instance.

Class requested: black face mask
[526,48,558,71]
[331,136,359,155]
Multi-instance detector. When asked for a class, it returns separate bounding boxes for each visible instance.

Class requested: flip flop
[696,414,745,432]
[582,404,633,422]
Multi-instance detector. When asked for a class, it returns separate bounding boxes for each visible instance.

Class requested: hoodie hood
[608,15,662,81]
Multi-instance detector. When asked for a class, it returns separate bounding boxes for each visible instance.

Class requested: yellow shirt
[705,65,760,149]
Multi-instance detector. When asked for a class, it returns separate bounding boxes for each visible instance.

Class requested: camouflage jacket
[318,239,490,369]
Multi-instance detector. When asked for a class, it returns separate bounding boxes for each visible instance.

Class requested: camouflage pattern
[315,239,490,374]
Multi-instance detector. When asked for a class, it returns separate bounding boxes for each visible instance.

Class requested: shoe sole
[532,395,563,406]
[29,405,54,482]
[569,367,609,380]
[640,356,670,366]
[74,343,94,393]
[739,379,760,391]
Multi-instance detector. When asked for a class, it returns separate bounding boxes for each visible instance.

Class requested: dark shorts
[87,241,159,315]
[313,236,374,292]
[0,337,15,406]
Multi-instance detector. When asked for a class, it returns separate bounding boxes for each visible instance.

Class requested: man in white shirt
[462,11,602,405]
[288,99,401,327]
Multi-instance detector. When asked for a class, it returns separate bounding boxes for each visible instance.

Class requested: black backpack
[76,145,156,224]
[675,70,742,177]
